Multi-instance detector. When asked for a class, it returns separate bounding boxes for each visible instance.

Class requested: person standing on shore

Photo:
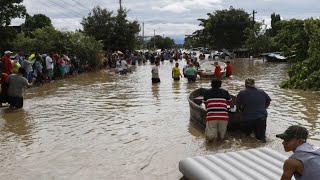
[151,61,160,83]
[276,125,320,180]
[236,78,271,142]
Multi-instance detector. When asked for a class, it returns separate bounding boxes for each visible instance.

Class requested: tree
[22,14,52,35]
[0,0,26,27]
[274,19,309,62]
[81,6,114,47]
[81,6,140,51]
[270,13,281,36]
[280,18,320,90]
[202,7,251,49]
[244,22,275,55]
[0,26,18,52]
[13,26,104,69]
[0,0,26,52]
[108,8,140,51]
[147,35,175,50]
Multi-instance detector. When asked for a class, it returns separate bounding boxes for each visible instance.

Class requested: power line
[35,1,82,29]
[38,1,77,21]
[45,0,85,18]
[70,0,91,11]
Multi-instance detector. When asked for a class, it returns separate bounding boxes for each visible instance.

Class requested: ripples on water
[0,58,319,179]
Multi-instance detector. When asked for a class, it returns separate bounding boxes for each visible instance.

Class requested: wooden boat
[188,88,241,131]
[198,61,226,79]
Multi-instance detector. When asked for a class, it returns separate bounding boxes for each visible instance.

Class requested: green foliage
[244,22,276,55]
[81,6,113,46]
[0,0,26,51]
[81,6,140,51]
[280,18,320,90]
[22,14,52,35]
[0,0,26,27]
[0,26,18,52]
[274,19,309,62]
[270,13,281,36]
[13,27,103,69]
[204,7,251,49]
[147,35,175,50]
[66,32,104,69]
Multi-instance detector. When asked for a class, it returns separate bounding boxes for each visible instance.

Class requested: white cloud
[152,4,189,13]
[9,0,320,42]
[152,0,223,13]
[144,23,200,36]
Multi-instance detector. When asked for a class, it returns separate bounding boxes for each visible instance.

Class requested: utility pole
[252,9,257,27]
[119,0,122,10]
[142,22,144,52]
[154,29,156,49]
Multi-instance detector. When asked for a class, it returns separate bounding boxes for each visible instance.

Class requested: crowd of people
[148,52,232,83]
[1,48,319,179]
[0,49,81,108]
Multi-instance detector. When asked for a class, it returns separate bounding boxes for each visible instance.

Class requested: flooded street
[1,58,320,179]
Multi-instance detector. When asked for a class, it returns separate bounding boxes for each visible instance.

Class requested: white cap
[4,50,13,54]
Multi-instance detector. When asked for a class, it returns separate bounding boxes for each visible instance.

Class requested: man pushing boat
[203,79,234,141]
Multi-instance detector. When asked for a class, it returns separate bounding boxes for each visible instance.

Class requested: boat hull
[198,61,226,79]
[188,88,241,130]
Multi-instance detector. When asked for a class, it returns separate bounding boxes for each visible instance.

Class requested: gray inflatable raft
[179,147,293,180]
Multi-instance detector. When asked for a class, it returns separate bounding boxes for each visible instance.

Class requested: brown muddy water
[0,58,319,179]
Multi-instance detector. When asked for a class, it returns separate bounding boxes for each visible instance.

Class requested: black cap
[276,125,308,140]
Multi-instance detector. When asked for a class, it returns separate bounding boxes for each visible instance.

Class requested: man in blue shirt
[236,78,271,142]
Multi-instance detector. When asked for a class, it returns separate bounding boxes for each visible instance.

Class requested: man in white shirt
[46,53,54,81]
[151,61,160,83]
[120,59,128,74]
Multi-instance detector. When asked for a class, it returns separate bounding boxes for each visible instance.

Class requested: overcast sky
[12,0,320,43]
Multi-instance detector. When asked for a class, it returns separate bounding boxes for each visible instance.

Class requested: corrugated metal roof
[179,147,294,180]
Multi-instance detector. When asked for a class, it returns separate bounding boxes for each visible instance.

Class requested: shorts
[187,75,196,82]
[152,78,160,83]
[8,96,24,108]
[173,77,180,81]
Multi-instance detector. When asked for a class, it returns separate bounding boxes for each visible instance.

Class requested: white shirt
[151,65,159,78]
[46,56,54,69]
[121,60,128,69]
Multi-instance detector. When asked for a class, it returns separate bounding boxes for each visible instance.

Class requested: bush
[12,27,103,69]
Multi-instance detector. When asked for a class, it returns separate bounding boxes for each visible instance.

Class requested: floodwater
[0,58,320,179]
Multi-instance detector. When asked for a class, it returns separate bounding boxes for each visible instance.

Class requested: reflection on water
[1,108,33,145]
[0,59,319,179]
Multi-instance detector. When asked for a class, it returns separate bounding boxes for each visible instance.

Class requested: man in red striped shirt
[203,79,234,141]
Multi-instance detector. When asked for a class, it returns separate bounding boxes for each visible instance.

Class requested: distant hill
[170,35,184,45]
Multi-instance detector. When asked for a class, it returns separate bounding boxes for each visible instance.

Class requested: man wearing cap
[276,125,320,180]
[236,78,271,142]
[1,50,13,74]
